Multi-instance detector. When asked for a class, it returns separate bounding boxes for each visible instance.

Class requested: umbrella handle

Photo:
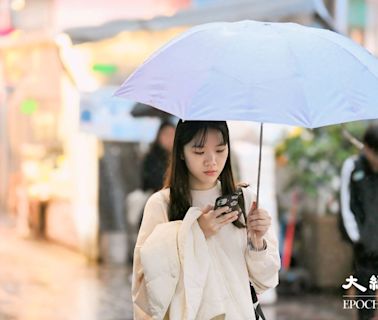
[256,122,263,209]
[250,122,263,249]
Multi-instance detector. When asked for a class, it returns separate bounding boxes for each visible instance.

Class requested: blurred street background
[1,0,377,319]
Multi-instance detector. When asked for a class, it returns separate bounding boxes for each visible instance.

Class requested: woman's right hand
[198,205,239,239]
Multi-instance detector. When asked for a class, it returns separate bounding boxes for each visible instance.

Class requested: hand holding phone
[198,203,239,239]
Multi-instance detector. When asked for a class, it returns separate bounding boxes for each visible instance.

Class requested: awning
[66,0,315,43]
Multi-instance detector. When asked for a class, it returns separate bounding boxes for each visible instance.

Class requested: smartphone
[214,192,241,215]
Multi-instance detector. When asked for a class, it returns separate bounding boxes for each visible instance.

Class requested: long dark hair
[363,123,378,153]
[153,120,175,147]
[164,120,245,228]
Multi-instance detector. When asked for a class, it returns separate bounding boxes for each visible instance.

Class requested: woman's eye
[194,151,204,155]
[216,149,226,153]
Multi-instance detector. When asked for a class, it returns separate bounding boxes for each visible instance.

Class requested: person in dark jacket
[126,121,176,264]
[340,123,378,320]
[141,120,176,192]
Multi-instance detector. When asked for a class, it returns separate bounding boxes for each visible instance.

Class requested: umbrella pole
[250,122,263,249]
[256,122,264,208]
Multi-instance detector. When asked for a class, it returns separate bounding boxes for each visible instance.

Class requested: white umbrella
[115,20,378,206]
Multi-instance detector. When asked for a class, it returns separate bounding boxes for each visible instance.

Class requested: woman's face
[158,125,175,152]
[183,128,229,190]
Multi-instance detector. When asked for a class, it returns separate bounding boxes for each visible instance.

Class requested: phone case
[214,191,241,215]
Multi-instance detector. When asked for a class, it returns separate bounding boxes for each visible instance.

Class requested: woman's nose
[205,152,216,165]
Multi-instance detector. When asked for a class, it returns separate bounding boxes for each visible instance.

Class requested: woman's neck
[189,180,218,191]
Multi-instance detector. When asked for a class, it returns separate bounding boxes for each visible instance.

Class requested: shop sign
[80,87,160,143]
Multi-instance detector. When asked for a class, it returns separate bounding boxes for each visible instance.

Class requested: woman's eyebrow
[191,142,226,148]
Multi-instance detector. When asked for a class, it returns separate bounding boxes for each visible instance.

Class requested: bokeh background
[1,1,377,319]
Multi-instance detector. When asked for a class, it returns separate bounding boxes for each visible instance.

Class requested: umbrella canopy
[115,20,378,207]
[115,20,378,128]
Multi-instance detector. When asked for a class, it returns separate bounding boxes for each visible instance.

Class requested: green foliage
[276,122,367,197]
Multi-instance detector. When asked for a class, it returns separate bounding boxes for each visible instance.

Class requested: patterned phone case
[214,191,242,215]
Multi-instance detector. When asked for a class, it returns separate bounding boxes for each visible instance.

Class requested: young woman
[132,120,280,320]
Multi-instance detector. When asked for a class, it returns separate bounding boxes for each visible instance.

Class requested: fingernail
[252,201,257,210]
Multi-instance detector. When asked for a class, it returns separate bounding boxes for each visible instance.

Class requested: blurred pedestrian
[141,120,175,193]
[99,141,141,265]
[132,120,280,319]
[125,121,175,264]
[341,123,378,320]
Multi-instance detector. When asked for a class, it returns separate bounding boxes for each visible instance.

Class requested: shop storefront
[0,32,99,259]
[0,28,187,261]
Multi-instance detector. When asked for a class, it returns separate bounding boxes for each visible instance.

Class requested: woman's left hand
[247,202,271,247]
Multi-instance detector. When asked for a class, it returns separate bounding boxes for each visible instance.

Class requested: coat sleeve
[245,223,281,294]
[242,187,281,294]
[340,156,360,243]
[132,191,169,319]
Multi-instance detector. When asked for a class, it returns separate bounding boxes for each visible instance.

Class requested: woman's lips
[204,170,217,176]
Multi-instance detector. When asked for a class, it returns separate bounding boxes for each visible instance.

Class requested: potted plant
[276,122,366,215]
[275,121,367,288]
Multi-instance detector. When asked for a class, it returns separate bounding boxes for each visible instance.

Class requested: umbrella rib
[271,26,312,127]
[185,37,237,120]
[305,29,378,83]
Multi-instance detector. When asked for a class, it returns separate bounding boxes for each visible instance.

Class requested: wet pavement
[0,214,357,320]
[0,216,133,320]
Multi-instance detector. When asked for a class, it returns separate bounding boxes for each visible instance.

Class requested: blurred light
[58,45,100,92]
[288,127,303,138]
[21,161,40,180]
[54,33,72,47]
[350,28,364,45]
[349,0,366,28]
[92,63,118,75]
[81,110,92,122]
[11,0,25,11]
[34,112,55,127]
[20,99,38,115]
[10,29,22,39]
[0,27,14,36]
[29,183,51,201]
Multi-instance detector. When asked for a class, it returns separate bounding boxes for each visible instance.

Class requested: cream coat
[132,185,280,320]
